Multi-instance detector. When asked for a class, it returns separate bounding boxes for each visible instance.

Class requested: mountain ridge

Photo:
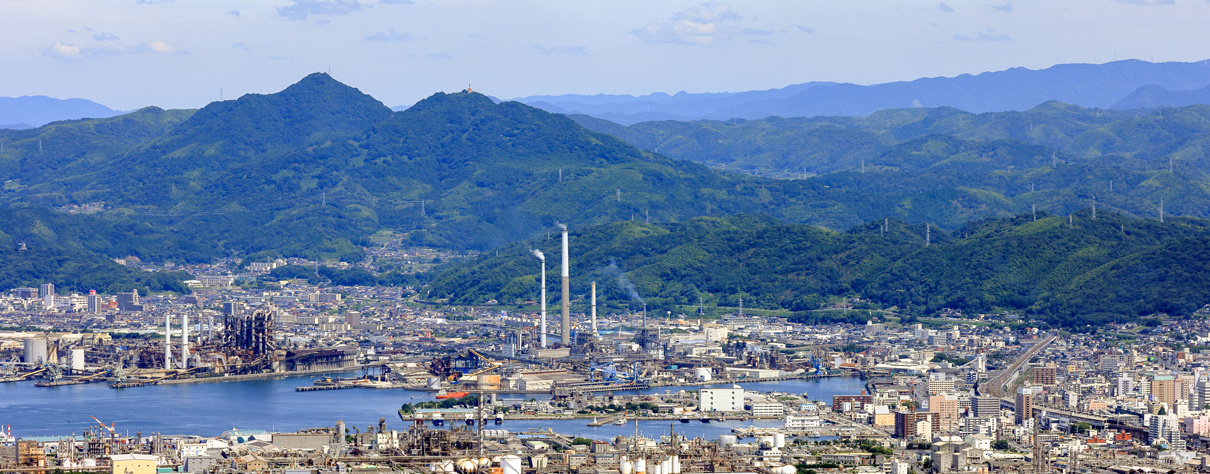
[518,59,1210,124]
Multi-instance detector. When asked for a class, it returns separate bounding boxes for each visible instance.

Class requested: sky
[2,0,1209,111]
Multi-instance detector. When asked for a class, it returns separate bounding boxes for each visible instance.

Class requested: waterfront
[0,375,865,439]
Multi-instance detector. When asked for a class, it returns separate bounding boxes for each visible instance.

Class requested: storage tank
[23,338,48,364]
[779,465,797,474]
[694,367,711,381]
[759,436,774,449]
[661,457,671,474]
[672,456,681,474]
[80,459,97,468]
[456,458,478,473]
[635,458,646,474]
[70,348,86,371]
[501,455,522,474]
[773,432,785,448]
[718,435,737,448]
[620,460,634,474]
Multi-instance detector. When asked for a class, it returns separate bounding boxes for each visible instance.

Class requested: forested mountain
[571,102,1210,224]
[4,72,1210,317]
[424,212,1210,330]
[519,59,1210,124]
[0,207,195,294]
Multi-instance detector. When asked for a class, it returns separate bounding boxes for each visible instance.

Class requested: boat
[435,390,469,400]
[679,417,690,423]
[431,412,445,427]
[464,413,475,426]
[699,418,712,423]
[494,414,504,425]
[613,418,627,425]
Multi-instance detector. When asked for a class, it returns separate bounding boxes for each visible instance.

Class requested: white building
[700,386,744,412]
[751,403,784,417]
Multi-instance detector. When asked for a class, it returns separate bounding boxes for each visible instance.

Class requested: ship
[464,413,475,426]
[613,418,627,425]
[431,412,444,427]
[435,390,469,400]
[494,414,504,425]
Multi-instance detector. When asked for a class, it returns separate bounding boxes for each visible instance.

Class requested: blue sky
[3,0,1209,111]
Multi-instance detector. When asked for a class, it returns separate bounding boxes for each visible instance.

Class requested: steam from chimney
[531,249,545,261]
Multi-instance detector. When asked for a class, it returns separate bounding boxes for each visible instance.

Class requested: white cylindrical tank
[456,458,478,474]
[780,465,797,474]
[620,460,634,474]
[23,338,48,364]
[661,457,671,474]
[773,432,785,448]
[635,458,646,474]
[501,455,522,474]
[478,458,491,469]
[759,436,774,449]
[70,347,86,371]
[651,464,660,474]
[719,434,737,447]
[672,456,681,474]
[80,459,97,467]
[694,367,711,381]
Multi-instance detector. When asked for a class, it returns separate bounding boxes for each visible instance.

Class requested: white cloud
[632,2,747,45]
[227,10,241,17]
[278,0,364,21]
[792,24,814,33]
[938,3,955,12]
[43,40,187,61]
[232,42,251,51]
[954,27,1012,42]
[365,28,413,42]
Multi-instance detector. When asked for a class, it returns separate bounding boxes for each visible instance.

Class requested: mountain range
[517,59,1210,124]
[3,71,1210,325]
[0,96,122,129]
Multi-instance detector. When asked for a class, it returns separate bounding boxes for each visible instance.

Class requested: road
[979,335,1056,398]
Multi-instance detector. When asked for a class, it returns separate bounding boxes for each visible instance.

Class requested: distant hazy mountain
[0,96,121,128]
[1113,83,1210,109]
[517,60,1210,124]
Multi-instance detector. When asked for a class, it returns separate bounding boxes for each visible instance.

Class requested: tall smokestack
[181,313,189,369]
[533,249,547,348]
[164,314,172,370]
[591,281,598,337]
[560,225,570,345]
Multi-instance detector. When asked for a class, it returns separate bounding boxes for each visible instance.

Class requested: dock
[295,384,357,392]
[586,416,626,427]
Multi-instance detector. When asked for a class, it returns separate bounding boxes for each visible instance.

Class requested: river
[0,375,866,440]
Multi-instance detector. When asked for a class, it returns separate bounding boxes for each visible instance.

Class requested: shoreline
[153,366,363,385]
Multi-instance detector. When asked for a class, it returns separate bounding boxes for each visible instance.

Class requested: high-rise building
[39,283,54,298]
[1032,366,1057,385]
[930,394,960,431]
[894,411,939,439]
[1016,386,1042,424]
[116,291,142,311]
[973,396,1001,418]
[86,290,100,313]
[1152,375,1178,406]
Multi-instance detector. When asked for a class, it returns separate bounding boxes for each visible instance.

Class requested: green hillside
[0,207,194,294]
[424,212,1210,329]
